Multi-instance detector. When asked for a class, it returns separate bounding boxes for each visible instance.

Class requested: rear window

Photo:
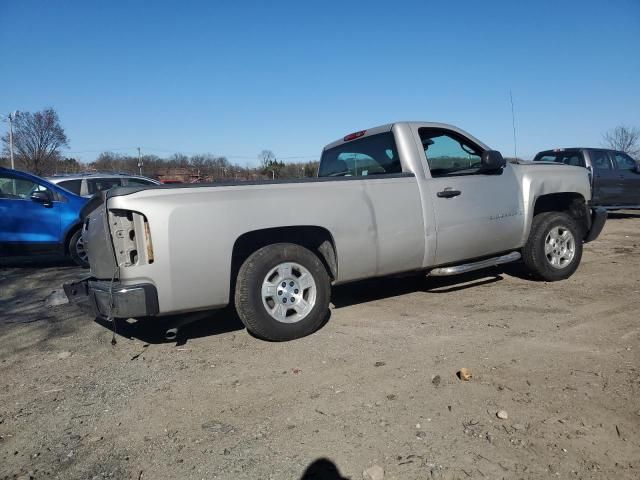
[318,132,402,177]
[533,151,585,167]
[126,178,156,186]
[87,178,123,194]
[58,179,82,195]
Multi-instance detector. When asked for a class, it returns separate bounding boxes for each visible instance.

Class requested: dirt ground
[1,213,639,480]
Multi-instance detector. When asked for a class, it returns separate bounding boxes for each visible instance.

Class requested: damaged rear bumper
[63,277,159,319]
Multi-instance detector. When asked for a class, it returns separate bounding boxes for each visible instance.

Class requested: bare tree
[258,150,276,170]
[602,126,640,158]
[1,108,69,175]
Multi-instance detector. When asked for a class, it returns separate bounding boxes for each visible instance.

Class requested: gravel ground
[1,212,639,480]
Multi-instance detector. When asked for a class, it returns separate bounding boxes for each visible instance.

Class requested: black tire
[234,243,331,341]
[68,229,89,268]
[522,212,582,281]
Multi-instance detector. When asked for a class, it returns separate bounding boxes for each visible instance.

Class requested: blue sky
[1,0,639,165]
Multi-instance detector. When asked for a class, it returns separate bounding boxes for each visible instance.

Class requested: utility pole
[5,111,19,170]
[137,147,143,175]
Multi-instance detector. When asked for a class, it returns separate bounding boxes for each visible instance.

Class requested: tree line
[1,107,638,178]
[0,108,319,180]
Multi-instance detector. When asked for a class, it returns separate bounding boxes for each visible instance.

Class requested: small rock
[57,351,72,359]
[496,410,508,420]
[416,431,427,439]
[374,361,386,367]
[457,368,472,381]
[363,464,384,480]
[512,423,524,431]
[201,421,234,434]
[386,394,397,401]
[431,375,441,387]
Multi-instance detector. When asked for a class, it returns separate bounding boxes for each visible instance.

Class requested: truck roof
[536,147,620,155]
[322,121,490,151]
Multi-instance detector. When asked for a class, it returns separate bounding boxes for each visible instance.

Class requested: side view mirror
[30,190,53,205]
[480,150,506,171]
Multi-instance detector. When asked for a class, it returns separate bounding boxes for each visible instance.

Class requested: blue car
[0,167,90,266]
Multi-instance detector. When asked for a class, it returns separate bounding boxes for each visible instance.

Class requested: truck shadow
[331,268,505,308]
[94,307,245,345]
[96,267,511,344]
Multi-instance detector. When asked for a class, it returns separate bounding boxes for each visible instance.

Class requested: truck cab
[534,148,640,208]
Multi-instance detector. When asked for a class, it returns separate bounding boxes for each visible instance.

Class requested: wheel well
[63,223,83,255]
[533,193,589,234]
[230,226,338,299]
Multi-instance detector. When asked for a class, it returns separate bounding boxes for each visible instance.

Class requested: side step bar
[429,251,521,277]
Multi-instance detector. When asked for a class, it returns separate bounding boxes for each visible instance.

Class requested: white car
[47,173,160,197]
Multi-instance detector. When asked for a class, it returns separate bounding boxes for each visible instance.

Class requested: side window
[0,174,52,200]
[58,179,83,195]
[87,178,123,194]
[419,128,482,177]
[590,151,612,170]
[318,132,402,177]
[613,153,637,170]
[126,178,155,186]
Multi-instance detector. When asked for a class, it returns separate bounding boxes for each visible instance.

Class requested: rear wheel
[68,229,89,268]
[234,243,331,341]
[522,212,582,281]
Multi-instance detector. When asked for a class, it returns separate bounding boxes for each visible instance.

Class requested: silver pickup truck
[65,122,607,340]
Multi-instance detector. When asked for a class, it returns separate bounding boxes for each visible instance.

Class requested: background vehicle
[46,172,160,197]
[67,122,606,341]
[0,167,90,266]
[533,148,640,209]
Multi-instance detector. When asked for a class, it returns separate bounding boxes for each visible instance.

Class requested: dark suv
[534,148,640,209]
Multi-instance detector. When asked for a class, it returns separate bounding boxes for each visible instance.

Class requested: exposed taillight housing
[109,209,154,267]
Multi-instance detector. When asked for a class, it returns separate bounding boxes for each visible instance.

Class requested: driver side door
[419,128,524,265]
[0,172,61,245]
[612,152,640,205]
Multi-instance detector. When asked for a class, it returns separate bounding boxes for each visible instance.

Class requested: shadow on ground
[92,267,514,343]
[299,458,349,479]
[607,211,640,219]
[95,307,245,345]
[331,267,509,308]
[0,254,77,268]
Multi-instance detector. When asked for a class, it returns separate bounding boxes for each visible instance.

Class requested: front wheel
[68,229,89,268]
[234,243,331,341]
[522,212,583,281]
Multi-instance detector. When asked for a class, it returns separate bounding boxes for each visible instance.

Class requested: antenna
[510,90,518,159]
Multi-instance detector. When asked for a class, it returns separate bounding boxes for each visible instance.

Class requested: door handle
[437,189,461,198]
